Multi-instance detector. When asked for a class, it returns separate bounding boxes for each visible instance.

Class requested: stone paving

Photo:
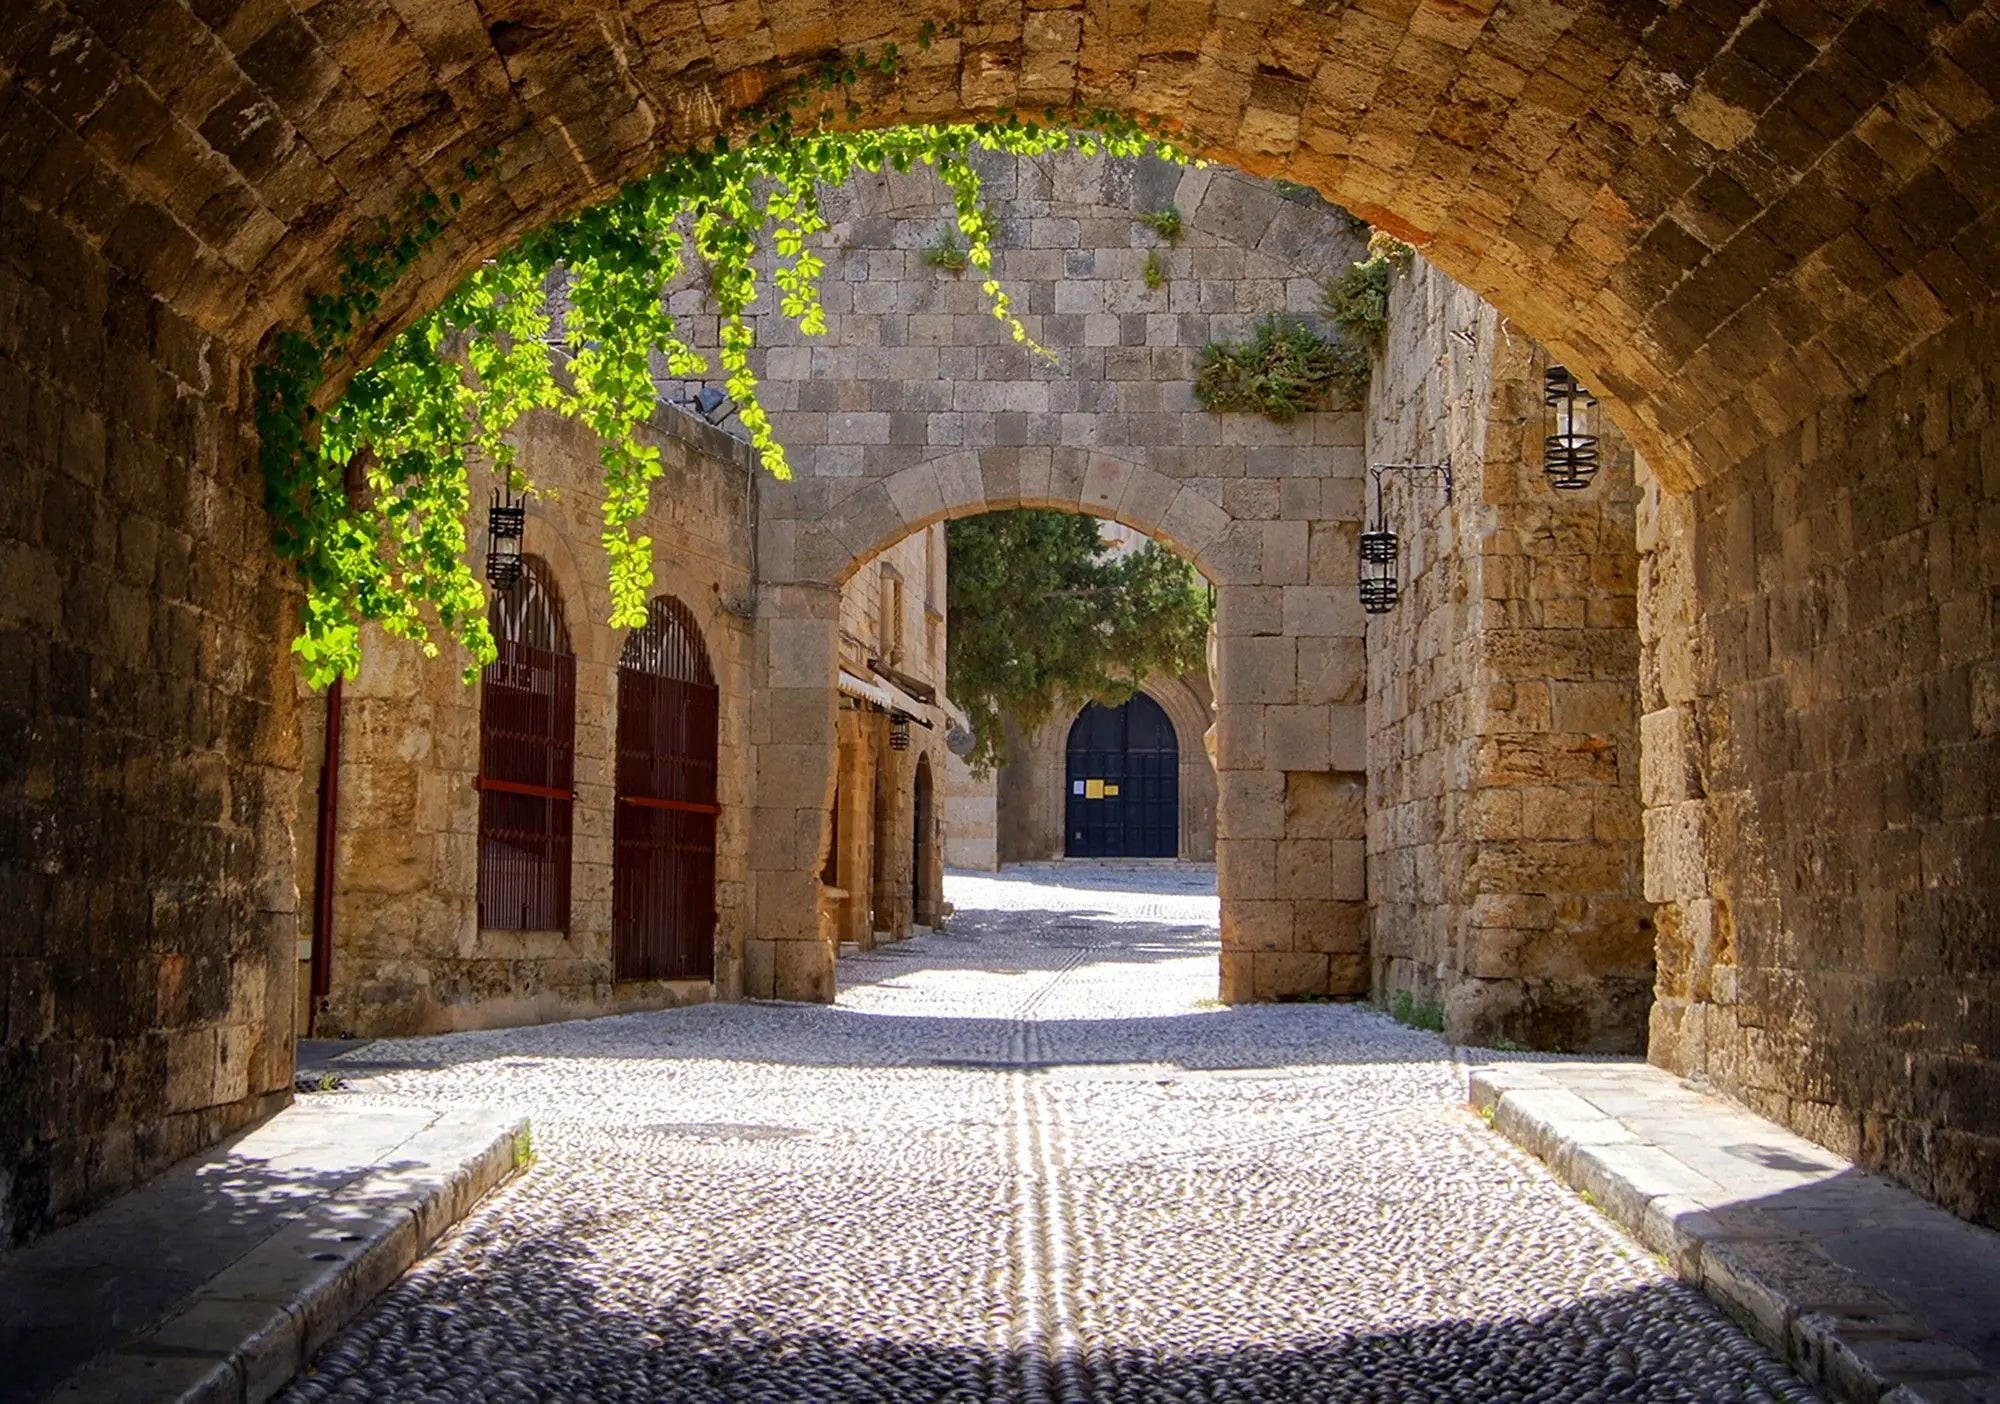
[284,864,1818,1403]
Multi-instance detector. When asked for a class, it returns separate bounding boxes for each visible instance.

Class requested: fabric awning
[836,669,935,726]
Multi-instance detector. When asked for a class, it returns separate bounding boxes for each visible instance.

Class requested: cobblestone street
[287,866,1816,1403]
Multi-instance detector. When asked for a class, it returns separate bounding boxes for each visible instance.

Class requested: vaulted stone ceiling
[5,0,1996,492]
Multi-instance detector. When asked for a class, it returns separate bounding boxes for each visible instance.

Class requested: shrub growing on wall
[1193,314,1370,421]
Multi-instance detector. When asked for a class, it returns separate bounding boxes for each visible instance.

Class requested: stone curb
[1469,1066,2000,1404]
[49,1110,531,1404]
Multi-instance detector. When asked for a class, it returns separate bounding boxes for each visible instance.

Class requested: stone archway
[17,1,1985,501]
[745,460,1368,1006]
[6,0,1998,1240]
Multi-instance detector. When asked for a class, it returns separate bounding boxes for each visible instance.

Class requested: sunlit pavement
[284,863,1818,1403]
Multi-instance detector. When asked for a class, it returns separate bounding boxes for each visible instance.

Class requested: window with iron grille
[477,555,576,931]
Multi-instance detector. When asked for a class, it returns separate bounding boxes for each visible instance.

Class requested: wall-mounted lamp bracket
[1369,458,1453,503]
[1356,456,1453,616]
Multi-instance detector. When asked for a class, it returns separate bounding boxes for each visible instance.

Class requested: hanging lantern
[889,717,911,751]
[1358,527,1400,615]
[1542,364,1600,490]
[486,486,525,590]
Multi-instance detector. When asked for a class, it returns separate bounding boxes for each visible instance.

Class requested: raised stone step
[1470,1060,2000,1404]
[3,1099,528,1404]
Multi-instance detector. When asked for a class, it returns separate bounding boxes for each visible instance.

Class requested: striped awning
[836,669,934,726]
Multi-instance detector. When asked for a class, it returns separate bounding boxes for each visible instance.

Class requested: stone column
[1213,544,1369,1003]
[745,582,840,1001]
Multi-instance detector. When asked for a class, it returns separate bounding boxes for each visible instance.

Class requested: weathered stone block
[1252,951,1331,1000]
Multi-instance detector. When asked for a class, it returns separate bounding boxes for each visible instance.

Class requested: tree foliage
[945,511,1212,773]
[257,50,1187,687]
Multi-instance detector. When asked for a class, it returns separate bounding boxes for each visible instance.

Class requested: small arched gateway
[477,556,576,932]
[613,596,720,982]
[1065,694,1179,859]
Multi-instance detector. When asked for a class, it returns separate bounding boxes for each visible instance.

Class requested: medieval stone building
[5,0,1998,1250]
[293,398,948,1038]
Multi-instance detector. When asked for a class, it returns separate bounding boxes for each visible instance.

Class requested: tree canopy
[945,511,1212,773]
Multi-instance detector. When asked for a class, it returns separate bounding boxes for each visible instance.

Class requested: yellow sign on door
[1084,779,1105,799]
[1103,784,1119,797]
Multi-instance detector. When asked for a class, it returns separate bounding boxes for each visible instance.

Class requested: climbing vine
[256,47,1187,687]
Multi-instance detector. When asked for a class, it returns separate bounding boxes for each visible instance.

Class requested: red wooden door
[613,597,719,981]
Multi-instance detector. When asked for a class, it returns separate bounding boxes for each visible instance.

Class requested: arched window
[477,556,575,930]
[613,596,719,981]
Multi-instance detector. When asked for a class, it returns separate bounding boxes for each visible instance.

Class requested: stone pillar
[1214,557,1369,1003]
[746,583,840,1001]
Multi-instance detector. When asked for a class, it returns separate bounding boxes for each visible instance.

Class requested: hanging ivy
[256,54,1187,688]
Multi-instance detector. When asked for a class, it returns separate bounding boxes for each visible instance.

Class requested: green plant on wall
[923,227,970,271]
[254,48,1190,687]
[1388,988,1446,1032]
[1367,228,1417,271]
[1143,249,1167,291]
[1194,313,1369,421]
[1321,231,1418,350]
[1138,206,1183,243]
[1322,255,1394,349]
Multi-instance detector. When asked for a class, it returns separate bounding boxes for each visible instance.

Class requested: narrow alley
[280,866,1814,1403]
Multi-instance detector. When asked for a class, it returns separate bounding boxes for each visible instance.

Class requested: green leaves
[260,106,1187,687]
[946,511,1213,773]
[1193,313,1371,421]
[1320,231,1414,352]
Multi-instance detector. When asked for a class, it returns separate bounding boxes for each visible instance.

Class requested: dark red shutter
[613,596,720,981]
[477,558,576,930]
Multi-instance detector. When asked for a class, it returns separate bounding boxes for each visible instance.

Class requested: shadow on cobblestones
[287,1209,1813,1404]
[286,867,1817,1404]
[318,1004,1435,1077]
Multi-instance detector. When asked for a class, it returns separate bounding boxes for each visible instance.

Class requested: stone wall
[296,405,760,1038]
[1366,258,1651,1052]
[992,672,1218,864]
[1643,301,2000,1228]
[742,153,1375,1004]
[0,192,297,1249]
[942,747,999,872]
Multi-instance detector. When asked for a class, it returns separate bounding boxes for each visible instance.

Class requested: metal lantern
[1358,527,1400,615]
[486,486,525,590]
[1542,364,1600,490]
[889,717,911,751]
[1354,459,1449,617]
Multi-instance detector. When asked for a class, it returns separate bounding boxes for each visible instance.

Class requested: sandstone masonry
[1366,257,1652,1053]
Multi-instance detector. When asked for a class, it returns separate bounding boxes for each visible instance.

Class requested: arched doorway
[477,556,576,932]
[912,754,937,926]
[1065,694,1179,859]
[613,597,719,982]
